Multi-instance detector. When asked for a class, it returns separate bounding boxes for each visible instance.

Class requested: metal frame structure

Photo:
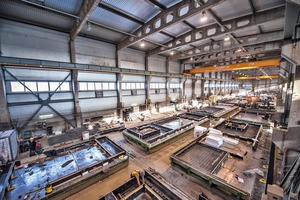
[117,0,224,50]
[4,136,129,200]
[149,6,285,57]
[123,114,209,152]
[2,66,76,132]
[170,136,249,200]
[100,169,192,200]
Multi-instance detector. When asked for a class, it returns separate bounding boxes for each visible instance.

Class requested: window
[37,82,49,92]
[121,82,126,89]
[170,83,180,89]
[79,82,87,90]
[140,83,144,89]
[136,83,140,89]
[126,83,131,90]
[109,82,115,90]
[95,82,102,90]
[102,82,109,90]
[131,83,136,89]
[25,82,37,92]
[11,82,24,92]
[10,81,70,93]
[50,82,60,91]
[60,82,70,91]
[87,82,95,90]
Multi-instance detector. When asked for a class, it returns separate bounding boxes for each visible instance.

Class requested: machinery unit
[123,113,209,152]
[3,136,128,200]
[0,129,18,164]
[100,169,191,200]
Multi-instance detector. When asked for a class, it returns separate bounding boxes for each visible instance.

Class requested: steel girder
[148,6,285,57]
[117,0,224,50]
[172,31,283,61]
[70,0,102,41]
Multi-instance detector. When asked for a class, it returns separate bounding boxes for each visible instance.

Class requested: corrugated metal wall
[169,61,180,73]
[150,76,166,102]
[148,55,166,72]
[119,49,145,70]
[4,67,74,128]
[122,74,145,107]
[75,37,116,67]
[0,19,232,131]
[78,71,117,115]
[0,19,70,62]
[169,78,180,100]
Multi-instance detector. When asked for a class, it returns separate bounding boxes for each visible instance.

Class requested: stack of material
[223,137,239,145]
[0,129,18,163]
[206,128,223,148]
[194,126,207,138]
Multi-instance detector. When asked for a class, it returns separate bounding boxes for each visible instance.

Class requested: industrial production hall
[0,0,299,199]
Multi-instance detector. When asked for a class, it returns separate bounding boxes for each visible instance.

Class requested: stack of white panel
[208,128,223,137]
[223,137,239,145]
[0,129,18,163]
[194,126,207,138]
[206,128,223,148]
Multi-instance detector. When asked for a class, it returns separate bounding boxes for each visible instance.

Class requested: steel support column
[72,70,82,127]
[180,78,187,101]
[116,73,124,119]
[0,66,11,129]
[70,40,76,63]
[166,77,172,103]
[192,79,197,99]
[115,50,124,118]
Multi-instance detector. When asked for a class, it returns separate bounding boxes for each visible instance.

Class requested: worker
[35,139,42,154]
[29,137,36,157]
[131,170,145,186]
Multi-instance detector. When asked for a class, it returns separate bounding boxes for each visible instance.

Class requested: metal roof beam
[185,41,282,64]
[248,0,256,13]
[70,0,101,41]
[144,0,166,11]
[186,59,281,74]
[147,6,285,56]
[98,2,145,25]
[160,31,176,39]
[173,31,283,61]
[117,0,224,50]
[182,20,196,29]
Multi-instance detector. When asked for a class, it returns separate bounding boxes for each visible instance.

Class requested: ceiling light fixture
[140,40,145,47]
[190,56,194,61]
[170,50,174,55]
[237,48,242,52]
[201,11,208,22]
[87,22,92,31]
[224,34,230,41]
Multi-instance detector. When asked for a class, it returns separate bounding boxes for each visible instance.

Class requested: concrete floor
[67,129,226,200]
[16,111,269,200]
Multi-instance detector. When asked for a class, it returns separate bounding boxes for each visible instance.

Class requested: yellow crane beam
[234,75,279,80]
[186,59,281,74]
